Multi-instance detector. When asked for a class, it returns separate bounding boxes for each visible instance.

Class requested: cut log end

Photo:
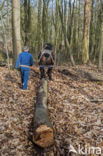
[33,125,54,148]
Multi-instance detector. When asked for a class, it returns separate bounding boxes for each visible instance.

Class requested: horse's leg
[40,67,46,79]
[47,67,52,80]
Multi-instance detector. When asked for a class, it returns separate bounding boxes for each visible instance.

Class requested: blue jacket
[15,51,34,69]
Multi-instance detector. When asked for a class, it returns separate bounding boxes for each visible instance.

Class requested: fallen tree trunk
[33,78,54,148]
[76,69,103,81]
[84,71,103,81]
[59,68,103,81]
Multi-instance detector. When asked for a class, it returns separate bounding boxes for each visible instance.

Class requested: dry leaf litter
[0,65,103,156]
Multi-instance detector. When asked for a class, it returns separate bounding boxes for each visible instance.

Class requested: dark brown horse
[38,43,55,80]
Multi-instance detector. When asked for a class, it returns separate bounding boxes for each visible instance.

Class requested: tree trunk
[42,0,50,43]
[89,0,95,59]
[82,0,91,64]
[37,0,42,52]
[98,25,103,69]
[0,12,10,71]
[24,0,31,45]
[33,79,54,148]
[54,0,59,65]
[98,2,103,69]
[59,2,75,66]
[12,0,21,66]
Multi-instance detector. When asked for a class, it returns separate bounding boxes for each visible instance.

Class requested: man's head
[24,46,29,52]
[43,43,53,50]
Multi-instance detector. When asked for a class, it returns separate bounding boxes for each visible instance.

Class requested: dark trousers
[40,67,52,79]
[20,67,30,90]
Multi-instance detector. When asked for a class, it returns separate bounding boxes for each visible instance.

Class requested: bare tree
[12,0,21,66]
[0,0,10,70]
[37,0,42,51]
[82,0,91,64]
[98,2,103,69]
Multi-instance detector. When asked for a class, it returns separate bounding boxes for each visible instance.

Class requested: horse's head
[43,43,53,50]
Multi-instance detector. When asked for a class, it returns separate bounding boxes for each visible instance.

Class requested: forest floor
[0,65,103,156]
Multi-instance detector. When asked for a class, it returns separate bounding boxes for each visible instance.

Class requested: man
[15,46,34,90]
[38,43,55,80]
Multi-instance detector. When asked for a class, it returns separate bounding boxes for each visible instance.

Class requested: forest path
[0,65,103,156]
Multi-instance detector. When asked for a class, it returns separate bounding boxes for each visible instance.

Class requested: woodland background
[0,0,103,155]
[0,0,103,68]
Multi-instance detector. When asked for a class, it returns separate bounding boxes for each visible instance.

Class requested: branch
[0,0,6,11]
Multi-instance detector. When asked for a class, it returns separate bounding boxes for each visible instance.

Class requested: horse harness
[39,49,54,64]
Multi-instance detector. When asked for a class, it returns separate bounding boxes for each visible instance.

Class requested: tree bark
[33,78,54,148]
[37,0,42,52]
[24,0,31,45]
[0,11,10,71]
[42,0,50,43]
[12,0,21,66]
[98,2,103,69]
[89,0,95,58]
[54,0,60,65]
[98,22,103,69]
[82,0,91,64]
[59,2,75,66]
